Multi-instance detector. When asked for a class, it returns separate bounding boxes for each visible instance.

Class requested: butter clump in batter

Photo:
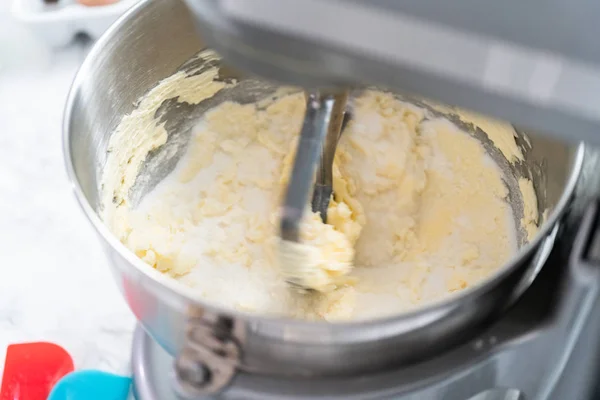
[102,64,535,321]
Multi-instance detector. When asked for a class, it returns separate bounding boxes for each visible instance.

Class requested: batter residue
[102,53,537,321]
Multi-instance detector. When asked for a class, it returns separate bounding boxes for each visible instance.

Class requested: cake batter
[101,51,538,321]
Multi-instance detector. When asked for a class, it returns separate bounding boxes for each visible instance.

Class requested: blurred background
[0,0,140,381]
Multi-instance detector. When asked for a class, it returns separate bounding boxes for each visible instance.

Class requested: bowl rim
[62,0,586,332]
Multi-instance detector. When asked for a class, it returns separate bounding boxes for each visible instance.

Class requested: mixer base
[131,202,600,400]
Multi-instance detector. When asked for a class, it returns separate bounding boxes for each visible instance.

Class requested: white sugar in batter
[101,52,538,321]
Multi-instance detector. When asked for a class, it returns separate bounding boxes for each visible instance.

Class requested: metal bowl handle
[173,310,243,397]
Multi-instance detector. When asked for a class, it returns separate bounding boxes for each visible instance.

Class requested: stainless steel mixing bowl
[64,0,584,395]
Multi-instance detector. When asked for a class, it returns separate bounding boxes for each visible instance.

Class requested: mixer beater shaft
[279,90,349,290]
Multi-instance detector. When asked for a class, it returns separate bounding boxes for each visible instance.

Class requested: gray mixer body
[184,0,600,146]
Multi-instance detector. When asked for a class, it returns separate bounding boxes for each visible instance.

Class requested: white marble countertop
[0,4,136,380]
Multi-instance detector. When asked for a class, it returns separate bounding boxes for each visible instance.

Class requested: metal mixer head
[183,0,600,146]
[183,0,351,91]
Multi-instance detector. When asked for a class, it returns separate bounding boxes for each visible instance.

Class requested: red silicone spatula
[0,342,74,400]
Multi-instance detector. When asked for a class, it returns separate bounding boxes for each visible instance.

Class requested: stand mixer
[62,1,600,399]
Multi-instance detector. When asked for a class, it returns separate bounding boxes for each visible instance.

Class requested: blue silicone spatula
[48,370,131,400]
